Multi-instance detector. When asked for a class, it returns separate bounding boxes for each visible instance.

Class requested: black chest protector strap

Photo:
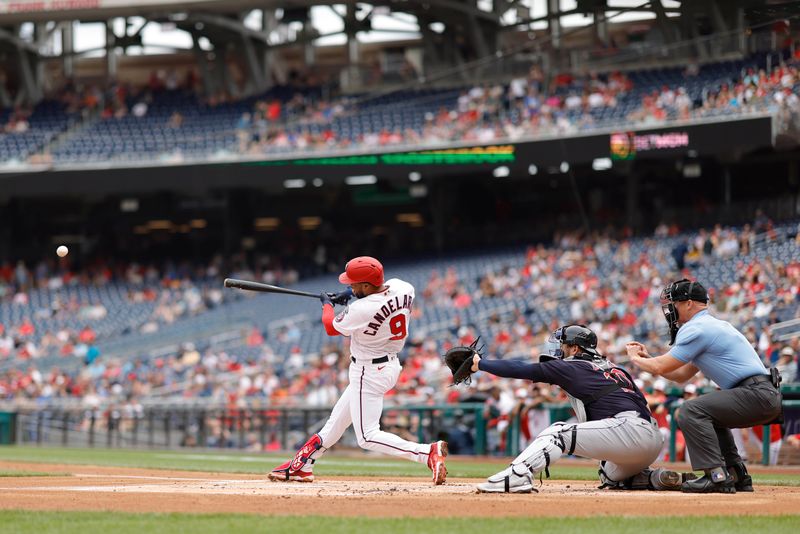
[584,364,639,404]
[584,382,622,404]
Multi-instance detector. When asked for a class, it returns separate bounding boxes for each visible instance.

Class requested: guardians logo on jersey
[605,368,636,394]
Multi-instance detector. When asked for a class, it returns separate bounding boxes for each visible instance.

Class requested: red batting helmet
[339,256,384,286]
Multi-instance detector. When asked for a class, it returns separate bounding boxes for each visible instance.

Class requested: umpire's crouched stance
[627,279,783,494]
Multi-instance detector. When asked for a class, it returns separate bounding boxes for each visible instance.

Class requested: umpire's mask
[660,279,709,345]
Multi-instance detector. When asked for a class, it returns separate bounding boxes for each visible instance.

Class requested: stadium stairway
[40,112,102,162]
[0,100,76,164]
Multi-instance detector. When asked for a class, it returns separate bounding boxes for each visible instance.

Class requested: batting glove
[328,287,354,305]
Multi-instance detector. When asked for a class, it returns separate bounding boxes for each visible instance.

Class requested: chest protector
[562,353,622,423]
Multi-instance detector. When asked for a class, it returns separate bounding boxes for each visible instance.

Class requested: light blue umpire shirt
[669,309,768,389]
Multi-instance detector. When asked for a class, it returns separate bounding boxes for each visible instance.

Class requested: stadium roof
[0,0,283,23]
[0,0,682,29]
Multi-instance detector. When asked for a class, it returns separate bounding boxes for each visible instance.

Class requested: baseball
[56,245,69,258]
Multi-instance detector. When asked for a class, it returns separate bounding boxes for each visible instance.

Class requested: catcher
[444,325,685,493]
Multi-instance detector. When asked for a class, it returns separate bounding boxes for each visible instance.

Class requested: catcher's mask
[546,324,600,361]
[660,279,709,345]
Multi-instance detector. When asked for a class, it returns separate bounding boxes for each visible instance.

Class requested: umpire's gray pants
[676,381,782,470]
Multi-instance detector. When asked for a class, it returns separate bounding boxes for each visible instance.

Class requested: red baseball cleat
[267,460,314,482]
[268,434,323,482]
[427,440,448,485]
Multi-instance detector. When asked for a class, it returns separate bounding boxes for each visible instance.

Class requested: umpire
[626,279,782,494]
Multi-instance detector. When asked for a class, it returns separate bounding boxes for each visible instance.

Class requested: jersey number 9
[388,314,408,340]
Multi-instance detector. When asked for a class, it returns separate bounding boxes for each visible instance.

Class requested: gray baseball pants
[677,380,782,470]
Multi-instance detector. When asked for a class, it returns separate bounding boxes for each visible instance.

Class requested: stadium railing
[770,318,800,343]
[7,392,798,465]
[7,402,490,454]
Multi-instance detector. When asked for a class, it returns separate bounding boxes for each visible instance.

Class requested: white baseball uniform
[315,278,434,463]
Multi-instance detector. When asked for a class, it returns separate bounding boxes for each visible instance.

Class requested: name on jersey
[363,295,414,336]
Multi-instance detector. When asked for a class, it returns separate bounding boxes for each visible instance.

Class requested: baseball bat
[223,278,320,299]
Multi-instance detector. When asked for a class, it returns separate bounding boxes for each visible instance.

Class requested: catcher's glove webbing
[443,337,484,386]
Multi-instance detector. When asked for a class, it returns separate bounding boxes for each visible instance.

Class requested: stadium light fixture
[120,198,139,212]
[409,185,428,198]
[493,166,510,178]
[683,163,702,178]
[345,175,377,185]
[397,213,424,226]
[592,158,612,171]
[254,217,280,231]
[284,179,306,189]
[298,216,322,230]
[147,220,172,230]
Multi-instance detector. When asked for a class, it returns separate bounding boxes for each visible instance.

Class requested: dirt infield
[0,461,797,518]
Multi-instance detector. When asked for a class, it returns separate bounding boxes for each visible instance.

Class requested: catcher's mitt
[443,337,484,386]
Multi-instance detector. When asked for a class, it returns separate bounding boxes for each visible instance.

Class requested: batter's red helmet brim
[339,256,384,286]
[338,272,357,284]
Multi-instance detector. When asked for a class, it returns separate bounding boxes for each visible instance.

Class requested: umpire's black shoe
[681,467,736,494]
[727,463,754,492]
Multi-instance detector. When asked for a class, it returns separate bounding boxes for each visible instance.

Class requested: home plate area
[0,469,798,518]
[16,474,480,496]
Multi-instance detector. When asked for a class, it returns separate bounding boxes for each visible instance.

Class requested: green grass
[0,446,798,486]
[0,470,69,477]
[751,473,800,487]
[0,446,593,479]
[0,511,798,534]
[0,446,618,481]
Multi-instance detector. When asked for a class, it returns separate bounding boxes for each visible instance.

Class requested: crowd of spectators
[5,49,799,164]
[1,213,799,460]
[2,108,31,134]
[0,213,797,419]
[236,53,800,154]
[0,254,300,362]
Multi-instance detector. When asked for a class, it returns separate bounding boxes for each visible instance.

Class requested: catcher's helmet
[547,324,600,359]
[339,256,384,287]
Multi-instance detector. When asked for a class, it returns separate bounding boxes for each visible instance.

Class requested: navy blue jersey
[478,358,651,421]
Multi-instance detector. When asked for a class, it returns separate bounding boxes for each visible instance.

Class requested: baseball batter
[460,325,683,493]
[268,256,448,485]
